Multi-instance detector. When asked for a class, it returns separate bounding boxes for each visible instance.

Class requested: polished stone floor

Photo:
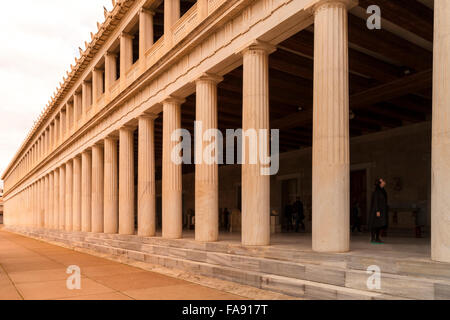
[0,229,245,300]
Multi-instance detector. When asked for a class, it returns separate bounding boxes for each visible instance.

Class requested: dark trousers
[371,227,383,241]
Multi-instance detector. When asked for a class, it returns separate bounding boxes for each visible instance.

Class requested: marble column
[164,0,180,47]
[44,175,49,228]
[59,166,65,230]
[65,161,73,231]
[138,114,157,237]
[81,150,92,232]
[73,156,82,231]
[162,97,184,239]
[105,52,117,94]
[92,144,104,233]
[432,0,450,263]
[241,41,274,246]
[120,33,134,79]
[195,74,223,242]
[312,0,351,253]
[54,169,59,229]
[104,137,119,234]
[92,68,104,104]
[74,92,82,123]
[82,81,92,115]
[139,8,155,60]
[119,126,135,235]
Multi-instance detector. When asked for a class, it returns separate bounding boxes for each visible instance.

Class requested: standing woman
[369,178,389,243]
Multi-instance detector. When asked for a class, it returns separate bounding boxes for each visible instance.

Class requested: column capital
[120,32,134,40]
[120,124,137,132]
[140,7,155,16]
[163,96,186,105]
[237,40,277,56]
[139,112,159,120]
[106,51,118,58]
[307,0,357,14]
[82,148,92,154]
[195,73,224,84]
[105,133,120,141]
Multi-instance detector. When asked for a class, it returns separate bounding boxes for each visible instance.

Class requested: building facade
[1,0,449,267]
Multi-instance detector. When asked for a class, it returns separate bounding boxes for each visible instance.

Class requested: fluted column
[164,0,180,48]
[241,41,275,246]
[120,33,134,79]
[432,0,450,263]
[195,74,223,242]
[38,179,44,227]
[65,161,73,231]
[92,68,104,105]
[44,175,49,228]
[73,156,82,231]
[92,144,104,233]
[119,126,135,235]
[162,97,184,239]
[138,114,157,237]
[81,150,92,232]
[312,0,352,253]
[48,172,54,229]
[59,166,65,230]
[104,137,119,234]
[53,169,59,229]
[139,8,155,60]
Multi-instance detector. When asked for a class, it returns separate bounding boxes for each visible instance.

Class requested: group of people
[284,197,306,233]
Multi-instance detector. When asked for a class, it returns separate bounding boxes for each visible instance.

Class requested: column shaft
[81,151,92,232]
[195,75,222,242]
[59,166,65,230]
[73,156,82,231]
[162,98,183,239]
[138,115,157,237]
[241,43,273,246]
[54,169,59,229]
[119,127,135,235]
[312,1,350,253]
[104,137,119,234]
[432,0,450,263]
[92,144,104,233]
[65,161,73,231]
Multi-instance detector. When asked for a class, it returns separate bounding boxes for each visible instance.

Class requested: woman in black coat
[368,178,389,243]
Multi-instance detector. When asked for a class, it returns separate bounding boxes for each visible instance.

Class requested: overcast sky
[0,0,114,187]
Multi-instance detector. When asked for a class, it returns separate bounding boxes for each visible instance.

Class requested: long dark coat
[368,186,389,231]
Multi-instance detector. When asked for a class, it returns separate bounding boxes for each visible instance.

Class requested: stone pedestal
[312,0,350,253]
[432,0,450,263]
[119,127,135,235]
[195,74,223,242]
[162,97,184,239]
[138,115,157,237]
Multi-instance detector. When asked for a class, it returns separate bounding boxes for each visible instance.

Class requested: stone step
[11,227,450,300]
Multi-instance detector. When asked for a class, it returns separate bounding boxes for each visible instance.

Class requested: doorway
[350,169,368,229]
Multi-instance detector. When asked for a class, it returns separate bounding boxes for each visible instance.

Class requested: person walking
[368,178,389,244]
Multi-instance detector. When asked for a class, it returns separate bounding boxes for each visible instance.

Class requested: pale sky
[0,0,114,187]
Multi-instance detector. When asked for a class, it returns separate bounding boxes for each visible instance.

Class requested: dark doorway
[350,169,368,229]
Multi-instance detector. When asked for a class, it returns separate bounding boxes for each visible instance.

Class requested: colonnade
[4,0,450,263]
